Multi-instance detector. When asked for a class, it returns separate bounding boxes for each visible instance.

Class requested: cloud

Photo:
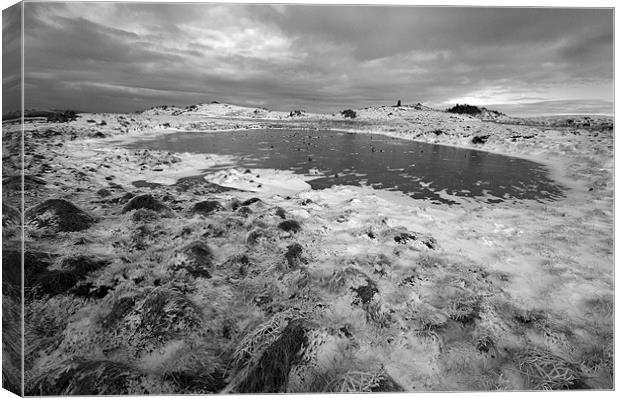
[3,3,22,114]
[488,99,613,117]
[16,2,613,116]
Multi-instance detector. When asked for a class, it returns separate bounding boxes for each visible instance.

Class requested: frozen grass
[2,293,22,395]
[516,348,582,390]
[324,368,403,392]
[28,358,143,395]
[15,109,613,392]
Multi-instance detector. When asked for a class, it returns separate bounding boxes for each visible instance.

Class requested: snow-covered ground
[4,102,613,393]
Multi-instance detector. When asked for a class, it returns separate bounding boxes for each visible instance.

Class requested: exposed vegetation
[341,109,357,119]
[6,101,613,394]
[447,104,482,115]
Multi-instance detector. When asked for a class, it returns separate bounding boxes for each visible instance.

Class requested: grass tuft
[278,220,301,233]
[122,194,169,214]
[28,358,142,395]
[516,348,582,390]
[235,320,307,393]
[25,199,95,232]
[324,368,403,392]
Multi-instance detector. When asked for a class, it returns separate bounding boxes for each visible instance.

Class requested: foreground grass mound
[25,199,95,232]
[28,358,142,395]
[122,194,170,214]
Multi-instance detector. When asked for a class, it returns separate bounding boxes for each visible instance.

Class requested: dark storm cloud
[20,2,613,116]
[3,2,21,115]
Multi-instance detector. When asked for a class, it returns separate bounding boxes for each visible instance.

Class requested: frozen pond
[123,129,565,204]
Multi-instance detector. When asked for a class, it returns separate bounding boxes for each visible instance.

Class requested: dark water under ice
[124,129,564,205]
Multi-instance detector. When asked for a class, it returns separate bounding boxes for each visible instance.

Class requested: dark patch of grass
[30,270,82,298]
[96,188,111,197]
[325,369,403,392]
[447,104,482,115]
[46,110,78,123]
[2,248,25,292]
[516,348,582,390]
[122,194,169,214]
[352,278,378,304]
[476,335,496,354]
[2,203,20,230]
[237,206,253,216]
[173,241,213,278]
[3,174,46,191]
[278,220,301,233]
[447,295,481,324]
[2,293,22,395]
[230,198,241,211]
[241,197,262,206]
[163,369,226,394]
[59,255,110,274]
[393,231,437,249]
[191,200,225,216]
[472,135,490,144]
[22,250,55,289]
[341,109,357,119]
[27,255,109,299]
[130,288,202,351]
[100,296,136,329]
[27,358,141,395]
[514,309,546,325]
[69,282,112,299]
[285,243,303,268]
[370,372,404,392]
[131,208,160,222]
[26,199,95,232]
[275,207,286,219]
[174,175,235,193]
[236,320,307,393]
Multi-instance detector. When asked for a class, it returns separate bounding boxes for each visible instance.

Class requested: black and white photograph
[1,0,615,395]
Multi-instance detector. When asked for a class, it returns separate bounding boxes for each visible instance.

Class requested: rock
[25,199,95,232]
[191,200,225,216]
[122,194,169,214]
[278,220,301,233]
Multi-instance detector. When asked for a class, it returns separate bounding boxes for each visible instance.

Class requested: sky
[3,1,614,116]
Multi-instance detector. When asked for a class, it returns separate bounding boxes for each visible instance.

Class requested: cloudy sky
[7,2,615,116]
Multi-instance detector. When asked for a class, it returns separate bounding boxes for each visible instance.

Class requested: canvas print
[2,1,614,395]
